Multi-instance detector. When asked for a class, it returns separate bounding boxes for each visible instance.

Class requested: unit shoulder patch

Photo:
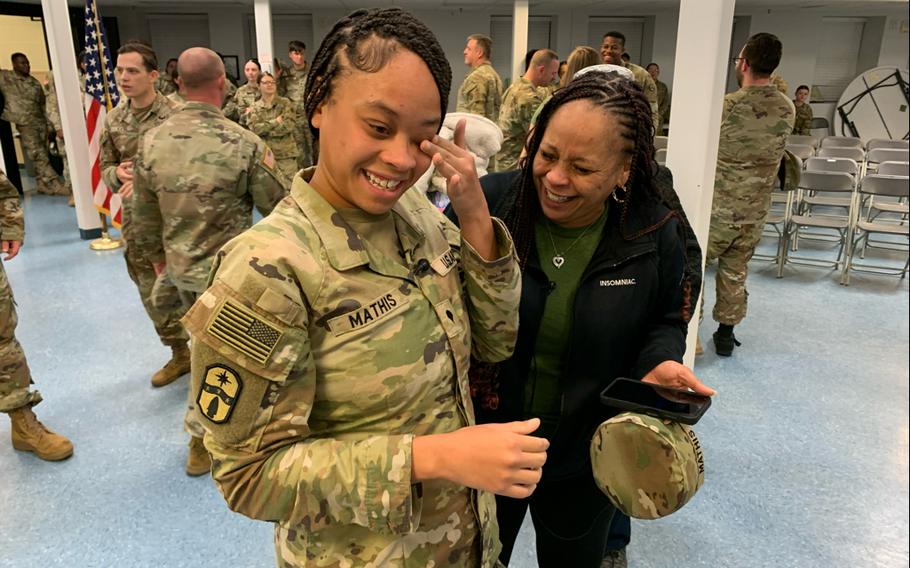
[197,364,243,424]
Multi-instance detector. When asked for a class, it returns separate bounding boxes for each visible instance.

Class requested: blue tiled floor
[1,182,908,568]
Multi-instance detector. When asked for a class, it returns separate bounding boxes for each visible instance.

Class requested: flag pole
[87,1,122,250]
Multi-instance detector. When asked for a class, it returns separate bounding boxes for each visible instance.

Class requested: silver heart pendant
[552,255,565,269]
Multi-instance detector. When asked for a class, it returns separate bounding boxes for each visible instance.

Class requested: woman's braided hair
[304,8,452,143]
[471,71,662,412]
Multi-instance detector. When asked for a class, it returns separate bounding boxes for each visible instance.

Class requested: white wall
[878,14,910,69]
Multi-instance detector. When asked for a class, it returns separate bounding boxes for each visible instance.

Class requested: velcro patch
[207,300,283,365]
[430,248,457,276]
[197,364,243,424]
[262,147,276,170]
[327,289,409,336]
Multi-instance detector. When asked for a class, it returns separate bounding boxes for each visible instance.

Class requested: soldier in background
[792,84,813,135]
[646,62,671,133]
[281,41,314,169]
[1,169,73,461]
[43,75,75,206]
[156,58,178,96]
[243,72,299,181]
[101,42,189,386]
[0,53,66,196]
[222,58,261,123]
[600,33,660,135]
[132,47,287,475]
[456,34,504,123]
[495,49,558,172]
[703,33,794,356]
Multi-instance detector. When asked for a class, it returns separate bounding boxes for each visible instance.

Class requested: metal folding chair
[778,171,857,277]
[809,117,829,138]
[786,144,815,162]
[864,148,910,176]
[866,138,909,152]
[788,134,819,149]
[654,136,668,150]
[820,136,863,149]
[655,148,667,165]
[841,174,910,285]
[817,146,865,163]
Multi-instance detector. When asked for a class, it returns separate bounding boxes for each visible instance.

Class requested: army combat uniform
[495,77,546,172]
[0,70,64,195]
[243,96,300,182]
[707,85,795,325]
[655,78,671,133]
[279,65,315,169]
[100,92,188,351]
[223,82,261,123]
[457,62,504,123]
[156,76,177,96]
[44,76,74,199]
[1,170,72,460]
[183,170,521,567]
[132,100,288,440]
[792,101,813,136]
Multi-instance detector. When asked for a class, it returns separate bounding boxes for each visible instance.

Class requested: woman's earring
[612,185,628,203]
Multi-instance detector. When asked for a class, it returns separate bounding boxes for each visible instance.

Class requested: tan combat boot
[151,344,191,388]
[9,406,74,461]
[186,436,212,476]
[695,336,704,356]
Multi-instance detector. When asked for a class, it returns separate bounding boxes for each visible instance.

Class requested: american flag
[84,0,122,227]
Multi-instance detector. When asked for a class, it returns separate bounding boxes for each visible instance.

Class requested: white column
[665,0,736,367]
[511,0,529,85]
[41,0,102,237]
[254,0,275,74]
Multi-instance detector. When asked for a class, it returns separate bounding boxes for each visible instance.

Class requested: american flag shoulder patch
[262,147,276,170]
[207,300,283,365]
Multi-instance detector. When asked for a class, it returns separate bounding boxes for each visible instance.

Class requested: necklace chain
[544,220,596,269]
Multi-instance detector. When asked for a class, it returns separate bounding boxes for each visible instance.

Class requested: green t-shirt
[526,207,608,439]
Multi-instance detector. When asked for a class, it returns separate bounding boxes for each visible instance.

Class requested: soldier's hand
[413,418,548,499]
[643,360,716,396]
[116,161,134,183]
[118,181,134,198]
[2,240,22,261]
[56,129,64,140]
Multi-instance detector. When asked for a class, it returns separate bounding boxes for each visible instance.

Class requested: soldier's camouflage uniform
[223,82,260,123]
[223,80,237,109]
[792,101,813,136]
[167,91,186,105]
[243,96,300,182]
[771,74,788,96]
[156,76,177,96]
[132,100,288,437]
[0,70,61,193]
[456,62,504,124]
[495,77,546,172]
[707,85,794,325]
[620,61,661,136]
[44,76,73,195]
[279,65,315,170]
[183,169,521,567]
[655,78,671,132]
[0,170,42,413]
[100,92,188,348]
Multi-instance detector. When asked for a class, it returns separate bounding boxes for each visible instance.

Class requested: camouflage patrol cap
[590,412,704,519]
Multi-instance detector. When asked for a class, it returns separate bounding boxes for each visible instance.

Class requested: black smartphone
[600,378,711,425]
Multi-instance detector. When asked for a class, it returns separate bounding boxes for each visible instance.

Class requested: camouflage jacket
[156,76,177,96]
[279,65,307,106]
[223,80,237,108]
[792,101,813,136]
[0,70,46,126]
[223,82,260,122]
[45,74,87,132]
[132,101,289,292]
[243,96,299,160]
[456,62,504,123]
[623,62,661,134]
[655,79,671,126]
[0,171,24,242]
[713,85,795,224]
[495,77,546,172]
[100,92,181,192]
[182,170,521,567]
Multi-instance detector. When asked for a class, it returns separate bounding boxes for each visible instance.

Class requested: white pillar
[511,0,529,85]
[254,0,275,74]
[41,0,102,237]
[665,0,736,367]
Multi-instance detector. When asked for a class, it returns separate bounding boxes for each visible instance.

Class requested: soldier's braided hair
[304,8,452,141]
[503,71,658,266]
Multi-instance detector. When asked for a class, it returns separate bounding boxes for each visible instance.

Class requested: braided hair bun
[304,8,452,140]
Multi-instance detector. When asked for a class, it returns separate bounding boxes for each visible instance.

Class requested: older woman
[223,58,261,122]
[450,71,714,567]
[242,71,299,181]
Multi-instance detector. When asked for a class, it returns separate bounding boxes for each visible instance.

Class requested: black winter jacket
[449,169,702,480]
